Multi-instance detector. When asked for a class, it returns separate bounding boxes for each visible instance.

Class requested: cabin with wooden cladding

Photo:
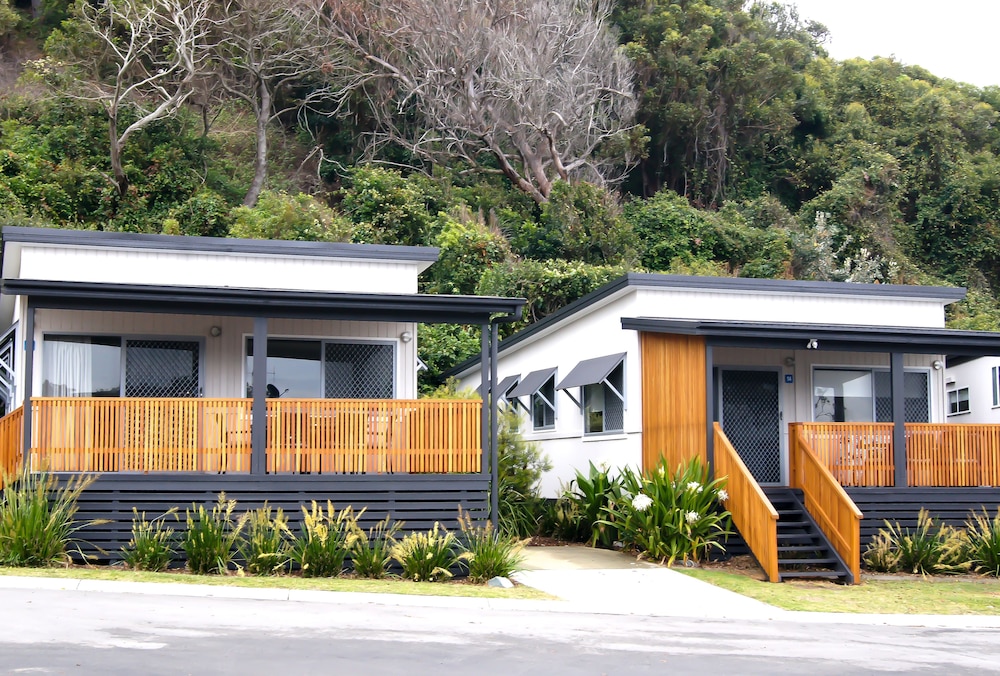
[454,273,1000,584]
[0,226,524,558]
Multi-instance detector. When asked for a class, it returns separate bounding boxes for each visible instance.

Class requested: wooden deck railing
[31,398,252,473]
[797,422,1000,488]
[27,397,482,475]
[266,398,482,474]
[905,424,1000,487]
[714,423,779,583]
[0,406,24,488]
[789,424,863,584]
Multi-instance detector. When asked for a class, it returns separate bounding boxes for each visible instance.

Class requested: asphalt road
[2,587,999,675]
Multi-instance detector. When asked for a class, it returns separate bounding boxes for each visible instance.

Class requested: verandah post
[21,302,34,460]
[490,320,499,525]
[251,316,268,475]
[704,342,714,479]
[891,351,906,488]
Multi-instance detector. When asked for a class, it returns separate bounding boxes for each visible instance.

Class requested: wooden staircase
[764,486,852,583]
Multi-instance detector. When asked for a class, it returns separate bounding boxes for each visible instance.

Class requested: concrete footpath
[1,545,999,630]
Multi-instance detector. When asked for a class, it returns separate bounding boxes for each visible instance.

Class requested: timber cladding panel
[640,333,707,473]
[60,474,490,563]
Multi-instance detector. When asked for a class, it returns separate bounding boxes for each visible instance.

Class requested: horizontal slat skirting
[847,487,1000,546]
[58,474,489,563]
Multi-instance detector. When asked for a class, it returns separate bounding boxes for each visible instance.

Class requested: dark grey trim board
[847,487,1000,547]
[621,318,1000,357]
[1,225,439,263]
[58,473,490,563]
[2,279,525,325]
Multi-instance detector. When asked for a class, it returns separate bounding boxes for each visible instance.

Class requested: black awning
[495,374,520,397]
[507,368,556,398]
[556,353,626,390]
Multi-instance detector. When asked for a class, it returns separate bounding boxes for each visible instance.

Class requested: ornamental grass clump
[349,514,402,579]
[289,501,360,577]
[862,529,900,573]
[457,507,524,583]
[182,493,247,575]
[598,457,731,566]
[0,469,100,567]
[965,508,1000,577]
[121,507,177,572]
[241,504,292,576]
[391,523,469,582]
[869,510,970,576]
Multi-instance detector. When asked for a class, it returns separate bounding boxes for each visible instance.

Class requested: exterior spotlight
[400,331,413,343]
[806,339,819,350]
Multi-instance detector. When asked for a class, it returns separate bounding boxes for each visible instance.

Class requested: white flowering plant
[597,457,731,565]
[554,461,624,547]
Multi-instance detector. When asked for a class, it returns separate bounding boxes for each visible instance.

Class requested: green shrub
[289,502,360,577]
[862,529,901,573]
[391,523,469,582]
[0,470,99,566]
[121,507,177,572]
[561,462,623,547]
[965,508,1000,577]
[182,494,247,575]
[598,458,732,565]
[349,515,402,579]
[241,504,291,576]
[457,508,524,583]
[878,510,970,576]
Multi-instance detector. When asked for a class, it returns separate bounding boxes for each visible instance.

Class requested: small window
[532,375,556,430]
[584,361,625,435]
[948,388,970,415]
[993,367,1000,407]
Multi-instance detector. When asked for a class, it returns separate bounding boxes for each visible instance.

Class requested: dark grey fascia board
[1,279,525,325]
[0,225,440,263]
[621,317,1000,357]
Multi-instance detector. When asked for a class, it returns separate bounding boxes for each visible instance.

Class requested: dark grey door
[720,369,782,484]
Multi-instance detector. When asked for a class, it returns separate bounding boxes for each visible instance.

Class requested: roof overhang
[621,318,1000,357]
[2,279,525,325]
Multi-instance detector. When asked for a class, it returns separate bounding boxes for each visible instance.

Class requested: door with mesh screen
[125,340,201,397]
[324,342,394,398]
[720,369,782,484]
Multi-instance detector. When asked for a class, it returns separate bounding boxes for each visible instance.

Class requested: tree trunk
[109,115,128,199]
[243,80,270,208]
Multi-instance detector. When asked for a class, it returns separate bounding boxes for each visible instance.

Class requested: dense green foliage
[1,0,999,384]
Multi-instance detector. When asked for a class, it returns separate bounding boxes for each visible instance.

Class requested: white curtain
[43,339,93,397]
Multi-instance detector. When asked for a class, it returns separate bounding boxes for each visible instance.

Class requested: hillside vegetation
[1,0,999,388]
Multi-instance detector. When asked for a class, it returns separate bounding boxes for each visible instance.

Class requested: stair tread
[779,570,846,580]
[778,557,839,565]
[777,545,829,552]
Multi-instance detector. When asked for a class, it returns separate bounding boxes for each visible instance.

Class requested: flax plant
[121,507,178,572]
[0,469,101,566]
[349,514,402,579]
[241,504,292,576]
[289,501,360,577]
[182,493,247,575]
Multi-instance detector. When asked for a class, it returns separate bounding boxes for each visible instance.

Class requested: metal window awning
[556,353,626,390]
[476,374,520,398]
[507,368,556,398]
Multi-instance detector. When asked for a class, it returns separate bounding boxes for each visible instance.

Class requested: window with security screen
[125,340,200,397]
[532,375,556,430]
[325,342,394,399]
[584,361,624,434]
[246,338,395,399]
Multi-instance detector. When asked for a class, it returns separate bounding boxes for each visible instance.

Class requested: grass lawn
[0,566,552,601]
[681,567,1000,615]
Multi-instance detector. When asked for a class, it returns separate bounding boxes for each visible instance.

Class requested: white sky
[776,1,1000,88]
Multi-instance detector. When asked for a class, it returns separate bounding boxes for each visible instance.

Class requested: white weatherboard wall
[17,244,421,294]
[945,358,1000,423]
[23,309,417,406]
[460,279,955,495]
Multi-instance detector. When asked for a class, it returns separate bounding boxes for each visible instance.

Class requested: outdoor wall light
[209,326,222,337]
[400,330,413,343]
[806,339,819,350]
[932,359,945,370]
[784,356,795,367]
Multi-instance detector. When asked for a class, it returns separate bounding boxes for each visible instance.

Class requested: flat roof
[3,279,525,325]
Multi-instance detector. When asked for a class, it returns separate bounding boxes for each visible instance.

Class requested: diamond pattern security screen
[721,370,781,484]
[125,340,200,397]
[873,371,930,423]
[325,342,394,398]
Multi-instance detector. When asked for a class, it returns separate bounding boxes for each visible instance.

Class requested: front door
[719,369,782,484]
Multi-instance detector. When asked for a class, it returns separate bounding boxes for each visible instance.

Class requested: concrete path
[514,545,785,620]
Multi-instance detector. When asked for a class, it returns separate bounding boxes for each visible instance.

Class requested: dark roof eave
[621,317,1000,357]
[1,279,525,325]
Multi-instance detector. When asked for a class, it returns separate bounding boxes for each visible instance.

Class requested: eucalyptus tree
[325,0,639,204]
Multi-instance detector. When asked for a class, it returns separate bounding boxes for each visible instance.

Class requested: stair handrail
[789,423,863,584]
[713,423,779,582]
